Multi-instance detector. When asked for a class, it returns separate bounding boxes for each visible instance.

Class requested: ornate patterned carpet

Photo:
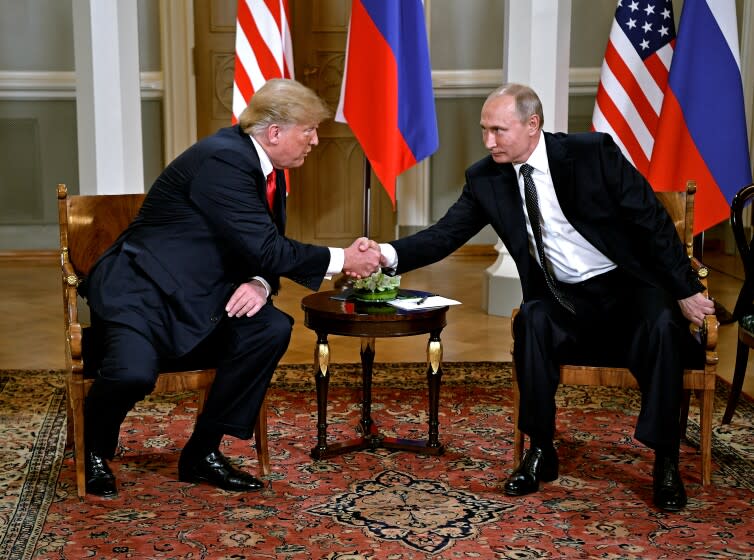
[2,363,754,559]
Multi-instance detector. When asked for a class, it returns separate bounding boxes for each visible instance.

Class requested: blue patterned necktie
[520,163,575,314]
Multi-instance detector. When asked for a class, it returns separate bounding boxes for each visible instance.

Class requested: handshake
[342,237,388,279]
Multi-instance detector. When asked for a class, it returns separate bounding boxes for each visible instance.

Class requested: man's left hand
[226,280,267,317]
[678,292,716,327]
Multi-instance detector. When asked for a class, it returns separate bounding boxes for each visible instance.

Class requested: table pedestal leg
[425,330,444,451]
[311,335,377,459]
[359,337,379,442]
[310,330,445,459]
[310,332,331,459]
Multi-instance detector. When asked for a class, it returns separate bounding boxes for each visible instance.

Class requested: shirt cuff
[326,247,345,279]
[379,243,398,270]
[250,276,271,298]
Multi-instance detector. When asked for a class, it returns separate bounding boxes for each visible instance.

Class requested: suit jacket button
[210,315,219,322]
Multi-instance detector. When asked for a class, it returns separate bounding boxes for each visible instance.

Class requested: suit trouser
[84,303,292,458]
[512,268,702,451]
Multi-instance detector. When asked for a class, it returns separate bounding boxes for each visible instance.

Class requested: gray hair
[486,83,544,129]
[239,78,332,136]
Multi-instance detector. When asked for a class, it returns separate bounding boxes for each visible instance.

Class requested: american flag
[231,0,294,124]
[592,0,676,177]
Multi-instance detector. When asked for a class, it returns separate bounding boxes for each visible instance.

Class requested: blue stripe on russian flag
[668,0,752,203]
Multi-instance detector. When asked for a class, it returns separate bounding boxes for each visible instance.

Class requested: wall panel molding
[568,67,600,95]
[0,71,163,100]
[432,67,600,99]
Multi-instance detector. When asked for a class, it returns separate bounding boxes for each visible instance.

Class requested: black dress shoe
[653,454,687,512]
[85,451,117,497]
[178,449,263,492]
[503,446,559,496]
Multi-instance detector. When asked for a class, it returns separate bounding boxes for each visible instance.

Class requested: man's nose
[310,130,319,146]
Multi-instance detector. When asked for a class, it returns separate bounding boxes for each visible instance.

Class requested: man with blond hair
[81,79,380,496]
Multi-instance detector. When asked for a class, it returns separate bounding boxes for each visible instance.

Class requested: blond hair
[239,78,332,135]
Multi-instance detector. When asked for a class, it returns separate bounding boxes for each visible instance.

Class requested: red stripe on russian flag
[647,91,729,233]
[341,0,416,207]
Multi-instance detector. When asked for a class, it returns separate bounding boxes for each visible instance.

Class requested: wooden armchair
[722,183,754,424]
[57,183,270,498]
[511,181,718,486]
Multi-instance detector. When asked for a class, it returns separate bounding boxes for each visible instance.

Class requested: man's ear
[528,114,540,135]
[267,124,281,145]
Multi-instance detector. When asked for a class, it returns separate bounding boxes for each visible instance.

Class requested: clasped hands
[342,236,382,279]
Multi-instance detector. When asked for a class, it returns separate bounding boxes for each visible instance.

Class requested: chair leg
[196,389,208,415]
[699,380,715,486]
[68,378,88,498]
[254,397,270,476]
[65,394,75,451]
[722,339,749,424]
[512,365,524,467]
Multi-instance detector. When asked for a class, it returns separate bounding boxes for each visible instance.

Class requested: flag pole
[334,154,372,292]
[362,156,372,238]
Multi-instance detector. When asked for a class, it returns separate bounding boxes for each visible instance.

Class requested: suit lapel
[545,133,612,257]
[490,164,532,269]
[238,125,284,230]
[545,133,576,215]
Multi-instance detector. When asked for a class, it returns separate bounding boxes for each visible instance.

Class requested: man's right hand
[342,237,380,279]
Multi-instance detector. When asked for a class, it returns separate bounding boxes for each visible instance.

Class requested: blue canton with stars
[616,0,676,59]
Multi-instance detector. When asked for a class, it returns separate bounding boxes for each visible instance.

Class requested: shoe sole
[85,485,117,498]
[178,471,263,492]
[503,485,538,497]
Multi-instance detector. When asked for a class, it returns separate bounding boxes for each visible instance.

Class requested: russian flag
[648,0,752,234]
[336,0,439,208]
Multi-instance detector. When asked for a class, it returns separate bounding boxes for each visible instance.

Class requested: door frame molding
[159,0,197,163]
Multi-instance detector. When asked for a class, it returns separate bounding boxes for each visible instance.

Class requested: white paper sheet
[387,295,462,310]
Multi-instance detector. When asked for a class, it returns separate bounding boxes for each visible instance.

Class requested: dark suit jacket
[392,131,704,302]
[81,125,330,357]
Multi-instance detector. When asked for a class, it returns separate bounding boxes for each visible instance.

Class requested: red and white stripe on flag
[591,0,675,178]
[232,0,294,124]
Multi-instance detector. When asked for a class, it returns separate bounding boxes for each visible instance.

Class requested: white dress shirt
[514,131,615,284]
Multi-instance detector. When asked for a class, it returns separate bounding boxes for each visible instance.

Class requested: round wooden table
[301,290,448,460]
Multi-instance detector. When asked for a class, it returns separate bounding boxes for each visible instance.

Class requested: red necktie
[266,169,277,210]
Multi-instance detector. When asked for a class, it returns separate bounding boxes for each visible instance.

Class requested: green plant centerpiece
[352,271,401,302]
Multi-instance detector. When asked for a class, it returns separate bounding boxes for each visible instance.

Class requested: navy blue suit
[391,132,704,449]
[81,125,330,455]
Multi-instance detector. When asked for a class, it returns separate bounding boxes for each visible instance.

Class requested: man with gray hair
[80,78,381,497]
[379,83,714,512]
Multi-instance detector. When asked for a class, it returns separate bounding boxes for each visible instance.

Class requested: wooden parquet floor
[2,252,752,400]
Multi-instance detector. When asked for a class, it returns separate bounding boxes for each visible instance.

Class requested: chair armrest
[69,322,83,362]
[61,259,84,372]
[689,256,708,286]
[61,261,80,326]
[688,256,719,361]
